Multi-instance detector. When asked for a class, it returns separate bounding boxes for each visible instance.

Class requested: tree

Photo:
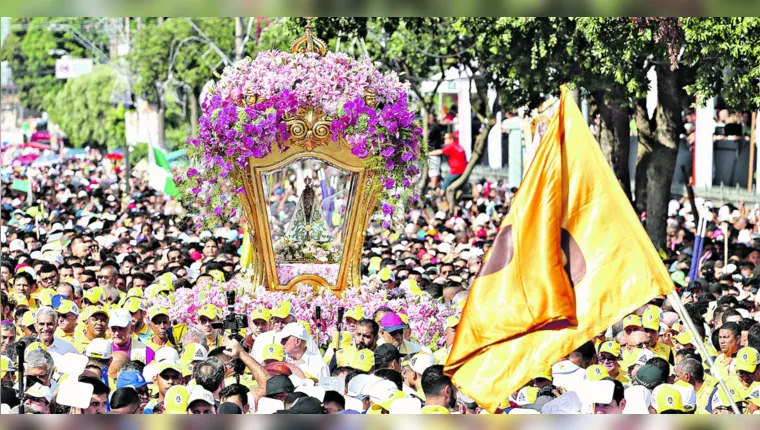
[47,65,126,150]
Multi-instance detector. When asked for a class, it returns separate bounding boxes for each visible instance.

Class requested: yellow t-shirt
[652,342,672,362]
[695,379,717,414]
[54,327,76,343]
[614,371,632,388]
[144,337,175,353]
[433,347,450,365]
[711,353,735,383]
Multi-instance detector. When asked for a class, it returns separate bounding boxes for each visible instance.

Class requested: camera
[211,291,248,342]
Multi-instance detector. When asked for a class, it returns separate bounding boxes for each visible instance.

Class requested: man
[74,306,109,352]
[404,352,436,400]
[355,319,379,351]
[35,306,78,354]
[374,344,402,372]
[116,370,151,414]
[675,358,715,414]
[37,264,59,291]
[13,272,36,307]
[344,306,363,338]
[379,312,428,356]
[146,361,184,414]
[252,301,319,363]
[421,365,457,412]
[219,383,251,414]
[123,296,151,342]
[144,306,174,352]
[713,322,742,382]
[248,306,270,344]
[591,378,627,414]
[642,306,672,362]
[734,346,760,398]
[279,322,329,382]
[110,387,142,414]
[54,299,79,343]
[265,374,295,402]
[1,323,16,354]
[109,308,155,365]
[26,349,55,387]
[23,383,52,413]
[193,358,225,398]
[198,304,223,349]
[627,331,650,353]
[187,386,217,414]
[434,315,459,365]
[97,263,124,303]
[323,390,345,414]
[597,340,630,386]
[74,376,111,414]
[427,132,467,191]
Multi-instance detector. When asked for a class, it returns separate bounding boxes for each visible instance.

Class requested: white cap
[634,349,655,367]
[278,322,309,342]
[346,374,383,398]
[437,242,452,255]
[187,386,215,408]
[25,382,54,402]
[674,382,697,412]
[367,380,398,405]
[256,397,284,414]
[108,309,132,328]
[586,380,616,405]
[85,338,113,360]
[409,353,436,375]
[155,347,180,362]
[389,397,422,414]
[623,385,653,414]
[9,239,25,252]
[294,385,326,402]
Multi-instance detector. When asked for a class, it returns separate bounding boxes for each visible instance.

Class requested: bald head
[628,331,648,348]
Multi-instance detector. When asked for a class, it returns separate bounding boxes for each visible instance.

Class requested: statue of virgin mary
[284,177,332,244]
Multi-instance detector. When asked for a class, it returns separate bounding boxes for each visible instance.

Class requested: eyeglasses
[597,356,617,363]
[39,275,57,283]
[632,342,648,349]
[97,275,112,280]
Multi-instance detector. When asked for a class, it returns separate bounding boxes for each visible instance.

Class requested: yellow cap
[736,347,760,374]
[37,289,55,307]
[350,349,374,372]
[623,315,642,328]
[271,301,292,319]
[532,367,553,382]
[26,341,47,352]
[164,385,190,414]
[157,361,182,376]
[652,384,686,413]
[84,287,106,305]
[126,287,143,298]
[198,304,221,321]
[405,279,424,296]
[55,299,79,316]
[208,270,225,282]
[148,305,169,321]
[250,307,271,323]
[330,332,352,349]
[14,294,30,309]
[421,405,449,414]
[262,344,284,362]
[22,311,37,328]
[398,313,409,325]
[445,315,461,331]
[378,267,392,281]
[180,343,208,363]
[344,306,364,321]
[180,360,195,378]
[1,355,12,379]
[369,390,406,413]
[86,305,110,319]
[336,346,358,368]
[674,331,694,346]
[122,296,143,314]
[709,382,744,411]
[598,340,621,358]
[642,306,660,331]
[368,257,382,273]
[298,320,312,336]
[586,365,610,381]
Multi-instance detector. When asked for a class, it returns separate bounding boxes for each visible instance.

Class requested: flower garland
[273,237,343,263]
[183,50,424,229]
[149,276,457,351]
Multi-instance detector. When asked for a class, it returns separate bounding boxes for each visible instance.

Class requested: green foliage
[47,65,126,150]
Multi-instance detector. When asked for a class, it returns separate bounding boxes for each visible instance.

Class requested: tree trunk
[645,66,682,250]
[235,18,245,61]
[594,92,632,202]
[189,87,199,138]
[445,121,494,214]
[157,93,167,150]
[416,109,430,196]
[634,98,655,214]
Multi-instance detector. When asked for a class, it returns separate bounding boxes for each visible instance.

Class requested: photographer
[221,336,271,406]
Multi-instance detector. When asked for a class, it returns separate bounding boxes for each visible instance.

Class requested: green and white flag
[147,141,179,197]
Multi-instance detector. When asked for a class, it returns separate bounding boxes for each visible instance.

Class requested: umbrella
[64,148,87,160]
[22,141,52,151]
[13,154,39,166]
[106,152,124,161]
[31,154,61,168]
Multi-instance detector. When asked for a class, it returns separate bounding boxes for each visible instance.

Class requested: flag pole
[667,291,740,414]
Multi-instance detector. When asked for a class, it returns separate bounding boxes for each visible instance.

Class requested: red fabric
[442,142,467,175]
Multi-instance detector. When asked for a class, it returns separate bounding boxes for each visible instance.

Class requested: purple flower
[382,203,395,215]
[213,206,223,216]
[380,146,395,158]
[186,168,198,178]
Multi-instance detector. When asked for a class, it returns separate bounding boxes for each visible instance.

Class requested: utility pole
[124,16,132,195]
[235,17,245,61]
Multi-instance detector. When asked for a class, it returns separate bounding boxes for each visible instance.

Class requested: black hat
[288,396,325,414]
[374,344,401,363]
[266,375,295,397]
[218,402,243,414]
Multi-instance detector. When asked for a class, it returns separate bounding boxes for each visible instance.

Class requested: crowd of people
[0,142,759,415]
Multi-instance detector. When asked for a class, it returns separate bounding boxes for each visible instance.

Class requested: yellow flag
[240,226,254,269]
[445,86,675,413]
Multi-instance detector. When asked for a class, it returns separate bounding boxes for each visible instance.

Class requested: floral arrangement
[149,274,458,351]
[274,236,343,263]
[183,50,425,229]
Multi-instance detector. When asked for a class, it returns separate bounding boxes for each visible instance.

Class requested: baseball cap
[126,287,143,299]
[1,355,13,379]
[735,347,760,373]
[164,385,190,414]
[266,375,295,397]
[409,352,436,375]
[9,239,25,252]
[55,299,79,316]
[634,364,667,390]
[25,382,53,402]
[187,386,216,409]
[346,374,383,398]
[513,386,540,406]
[674,330,694,346]
[350,349,374,372]
[651,384,686,413]
[271,301,294,319]
[262,344,284,362]
[155,347,180,363]
[22,311,37,328]
[85,305,110,320]
[83,287,106,305]
[421,405,449,414]
[116,370,148,390]
[108,309,132,328]
[344,306,364,321]
[330,332,352,349]
[85,338,113,360]
[278,322,309,342]
[444,315,461,331]
[389,397,423,414]
[336,346,358,368]
[379,312,406,333]
[673,380,697,412]
[14,294,30,309]
[122,296,143,313]
[586,365,610,381]
[620,348,654,370]
[642,306,660,331]
[157,361,182,376]
[288,396,325,414]
[251,306,271,323]
[709,382,743,412]
[180,343,209,363]
[219,402,242,414]
[37,289,55,307]
[532,367,553,382]
[199,304,221,320]
[623,315,642,329]
[148,305,169,321]
[598,340,621,358]
[374,344,401,366]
